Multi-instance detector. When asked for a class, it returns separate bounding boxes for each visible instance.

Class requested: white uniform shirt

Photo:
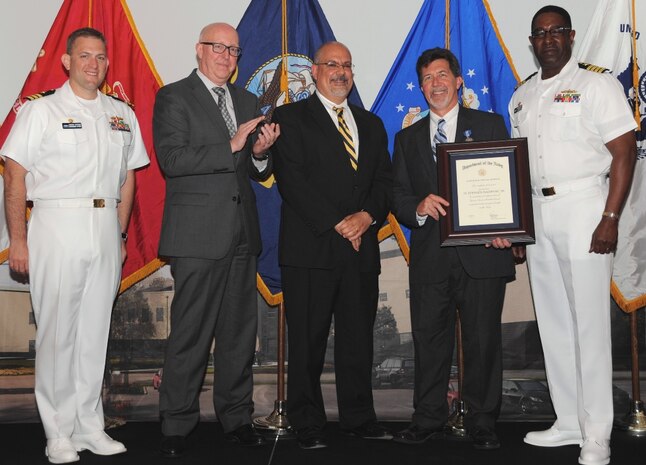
[509,56,636,189]
[1,81,149,200]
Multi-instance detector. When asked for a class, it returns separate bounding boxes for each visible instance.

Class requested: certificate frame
[436,138,535,246]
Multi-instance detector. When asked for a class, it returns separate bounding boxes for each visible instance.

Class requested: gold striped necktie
[333,106,358,170]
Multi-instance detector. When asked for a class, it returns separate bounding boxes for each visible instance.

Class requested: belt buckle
[541,187,556,196]
[93,198,106,208]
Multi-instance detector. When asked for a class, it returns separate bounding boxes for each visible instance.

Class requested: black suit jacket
[392,106,515,283]
[272,94,392,272]
[154,70,271,259]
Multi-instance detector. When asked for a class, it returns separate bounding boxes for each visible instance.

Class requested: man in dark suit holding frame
[392,48,515,450]
[153,22,279,457]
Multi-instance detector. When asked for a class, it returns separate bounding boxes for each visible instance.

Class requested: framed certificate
[436,138,535,246]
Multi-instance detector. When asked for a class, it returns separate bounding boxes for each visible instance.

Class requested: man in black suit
[153,22,280,457]
[271,41,392,449]
[392,48,515,450]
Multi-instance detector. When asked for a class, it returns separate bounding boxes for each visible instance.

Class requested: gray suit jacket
[153,70,271,259]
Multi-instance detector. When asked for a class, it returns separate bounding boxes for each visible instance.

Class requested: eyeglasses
[530,26,571,39]
[200,42,242,57]
[315,61,355,71]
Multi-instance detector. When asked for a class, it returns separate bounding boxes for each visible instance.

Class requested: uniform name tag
[62,122,82,129]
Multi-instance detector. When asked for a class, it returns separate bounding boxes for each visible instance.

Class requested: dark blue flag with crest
[236,0,363,301]
[371,0,518,247]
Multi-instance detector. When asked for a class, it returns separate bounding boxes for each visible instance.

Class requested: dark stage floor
[3,421,644,465]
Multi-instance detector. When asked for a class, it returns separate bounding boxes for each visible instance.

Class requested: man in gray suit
[153,22,279,457]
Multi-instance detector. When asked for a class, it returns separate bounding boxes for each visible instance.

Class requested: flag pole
[446,312,469,439]
[631,0,640,128]
[616,0,646,437]
[253,302,293,437]
[443,0,468,440]
[253,0,293,439]
[444,0,450,48]
[616,307,646,436]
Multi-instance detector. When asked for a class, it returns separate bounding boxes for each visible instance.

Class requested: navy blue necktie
[432,118,447,162]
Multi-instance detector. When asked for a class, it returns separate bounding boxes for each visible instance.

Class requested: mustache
[331,75,350,83]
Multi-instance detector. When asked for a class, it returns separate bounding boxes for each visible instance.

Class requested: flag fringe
[257,274,284,306]
[119,257,165,294]
[611,280,646,313]
[386,213,410,264]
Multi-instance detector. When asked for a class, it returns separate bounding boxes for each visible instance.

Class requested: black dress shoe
[392,424,444,444]
[470,426,500,450]
[223,424,266,447]
[341,421,393,440]
[161,435,186,458]
[297,428,328,450]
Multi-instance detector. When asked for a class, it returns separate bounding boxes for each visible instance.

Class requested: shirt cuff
[416,212,428,226]
[252,158,269,172]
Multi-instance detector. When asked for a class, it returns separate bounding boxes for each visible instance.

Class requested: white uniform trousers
[28,201,121,439]
[527,183,614,441]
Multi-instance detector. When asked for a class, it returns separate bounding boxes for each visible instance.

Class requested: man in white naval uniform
[2,28,149,464]
[509,6,636,465]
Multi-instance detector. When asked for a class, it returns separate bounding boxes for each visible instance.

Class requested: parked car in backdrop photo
[372,357,414,388]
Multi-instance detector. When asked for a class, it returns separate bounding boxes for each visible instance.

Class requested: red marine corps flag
[0,0,165,292]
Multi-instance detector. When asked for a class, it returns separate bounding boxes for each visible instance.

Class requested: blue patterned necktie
[212,86,236,138]
[432,118,447,162]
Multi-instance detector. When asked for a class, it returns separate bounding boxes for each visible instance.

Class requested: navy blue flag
[236,0,362,301]
[371,0,518,248]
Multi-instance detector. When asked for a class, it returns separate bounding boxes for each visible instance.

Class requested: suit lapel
[455,106,473,143]
[350,105,370,177]
[307,96,353,172]
[188,72,231,139]
[412,115,436,181]
[228,83,248,166]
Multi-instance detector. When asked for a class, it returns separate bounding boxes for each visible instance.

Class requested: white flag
[578,0,646,312]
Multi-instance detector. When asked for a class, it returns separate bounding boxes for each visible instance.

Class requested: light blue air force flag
[371,0,518,243]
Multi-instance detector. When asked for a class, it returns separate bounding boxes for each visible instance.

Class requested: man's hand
[252,122,280,156]
[335,211,372,242]
[486,237,513,249]
[589,218,619,254]
[351,237,361,252]
[416,194,450,221]
[512,245,526,264]
[230,115,266,153]
[8,239,29,275]
[121,240,128,264]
